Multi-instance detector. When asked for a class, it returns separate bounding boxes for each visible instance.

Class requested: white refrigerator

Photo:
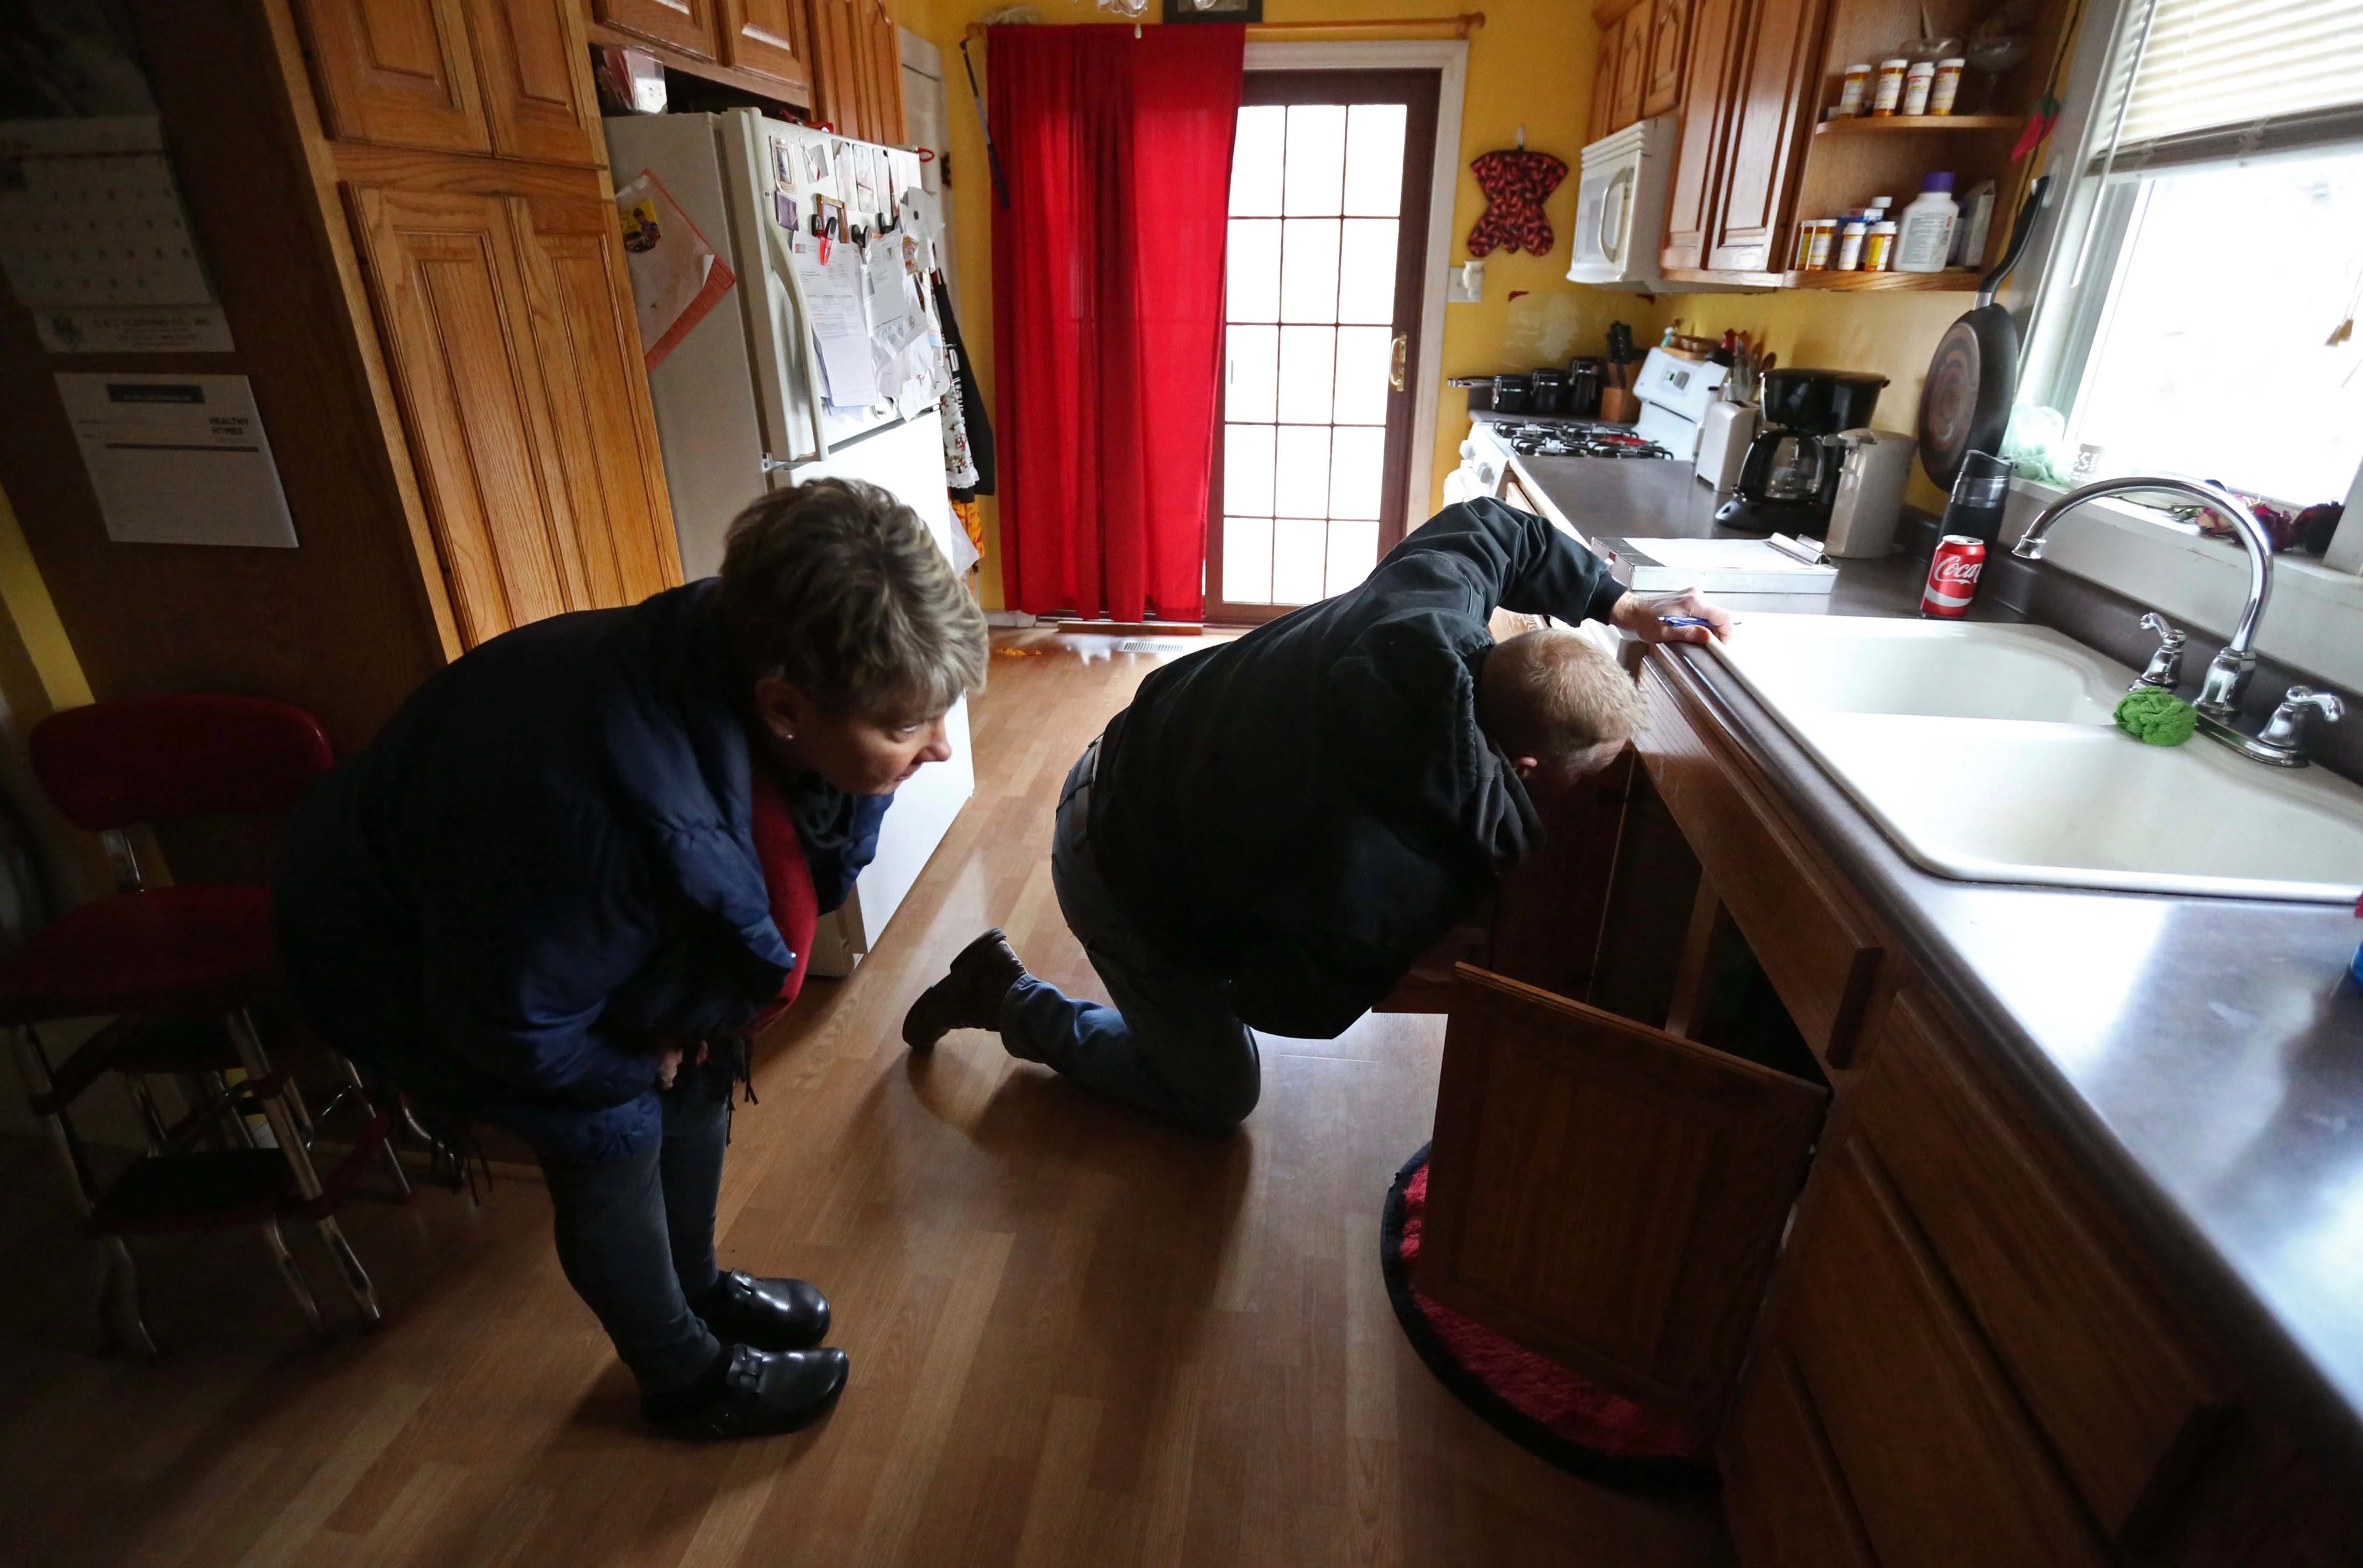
[606,109,973,976]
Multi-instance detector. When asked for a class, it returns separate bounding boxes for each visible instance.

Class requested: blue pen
[1658,615,1713,629]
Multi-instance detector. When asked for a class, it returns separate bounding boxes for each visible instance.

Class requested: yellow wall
[1666,288,1966,511]
[0,479,107,906]
[906,0,1971,607]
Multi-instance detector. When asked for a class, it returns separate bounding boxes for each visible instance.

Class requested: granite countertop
[1507,450,2363,1469]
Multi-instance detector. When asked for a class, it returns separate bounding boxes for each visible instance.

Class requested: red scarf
[743,758,819,1035]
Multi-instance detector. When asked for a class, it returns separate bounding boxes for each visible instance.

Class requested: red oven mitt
[1466,149,1569,257]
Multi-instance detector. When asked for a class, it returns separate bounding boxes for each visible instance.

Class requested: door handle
[1389,334,1409,391]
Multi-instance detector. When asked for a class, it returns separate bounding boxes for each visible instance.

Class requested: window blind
[2112,0,2363,154]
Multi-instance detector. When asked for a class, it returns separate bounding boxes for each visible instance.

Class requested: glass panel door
[1209,71,1441,624]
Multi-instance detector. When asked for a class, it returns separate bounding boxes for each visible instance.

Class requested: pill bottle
[1864,219,1898,271]
[1872,58,1909,116]
[1837,64,1873,116]
[1929,58,1966,115]
[1901,60,1937,115]
[1835,219,1868,270]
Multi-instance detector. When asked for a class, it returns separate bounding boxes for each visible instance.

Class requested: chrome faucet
[2013,475,2272,722]
[2007,475,2335,761]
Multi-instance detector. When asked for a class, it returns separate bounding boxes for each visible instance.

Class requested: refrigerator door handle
[762,219,833,464]
[760,454,795,473]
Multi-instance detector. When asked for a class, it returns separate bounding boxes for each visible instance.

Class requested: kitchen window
[2020,0,2363,554]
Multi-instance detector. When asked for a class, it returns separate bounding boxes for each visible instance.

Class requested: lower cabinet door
[1417,965,1827,1428]
[1721,1341,1878,1568]
[1784,1134,2113,1568]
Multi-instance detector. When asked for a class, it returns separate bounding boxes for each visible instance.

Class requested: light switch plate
[1447,259,1485,303]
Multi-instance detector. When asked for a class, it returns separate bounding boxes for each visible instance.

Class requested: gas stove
[1483,418,1674,460]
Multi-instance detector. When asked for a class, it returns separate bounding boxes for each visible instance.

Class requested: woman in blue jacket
[276,479,986,1439]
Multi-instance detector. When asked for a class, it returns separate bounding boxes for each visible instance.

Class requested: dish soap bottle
[1894,172,1960,273]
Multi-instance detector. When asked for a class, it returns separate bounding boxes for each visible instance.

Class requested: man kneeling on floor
[903,497,1731,1132]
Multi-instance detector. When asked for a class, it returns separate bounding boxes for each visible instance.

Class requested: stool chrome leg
[259,1220,327,1338]
[103,1236,159,1361]
[315,1214,383,1328]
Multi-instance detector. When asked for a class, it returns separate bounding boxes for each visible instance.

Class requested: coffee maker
[1715,369,1889,534]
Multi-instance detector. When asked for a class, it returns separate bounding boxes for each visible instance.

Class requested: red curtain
[989,23,1244,623]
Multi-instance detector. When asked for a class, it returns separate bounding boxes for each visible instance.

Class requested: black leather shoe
[903,928,1030,1050]
[643,1344,849,1439]
[692,1270,831,1351]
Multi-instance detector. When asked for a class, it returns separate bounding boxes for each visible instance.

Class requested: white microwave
[1566,115,1724,293]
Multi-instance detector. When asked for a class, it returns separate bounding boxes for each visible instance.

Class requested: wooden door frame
[1234,40,1467,589]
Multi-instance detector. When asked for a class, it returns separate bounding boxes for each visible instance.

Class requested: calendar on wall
[0,115,215,309]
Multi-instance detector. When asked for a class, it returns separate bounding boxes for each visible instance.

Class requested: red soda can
[1921,534,1986,618]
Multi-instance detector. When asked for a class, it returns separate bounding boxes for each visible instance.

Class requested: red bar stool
[1,695,403,1353]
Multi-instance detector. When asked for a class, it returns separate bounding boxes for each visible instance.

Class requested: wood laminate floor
[0,631,1731,1568]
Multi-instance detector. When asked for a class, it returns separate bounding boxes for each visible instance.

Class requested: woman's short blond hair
[717,478,987,718]
[1476,627,1646,768]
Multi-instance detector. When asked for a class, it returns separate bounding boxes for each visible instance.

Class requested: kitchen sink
[1707,614,2363,902]
[1713,614,2130,725]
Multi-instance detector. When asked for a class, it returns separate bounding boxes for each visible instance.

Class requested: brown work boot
[902,928,1031,1050]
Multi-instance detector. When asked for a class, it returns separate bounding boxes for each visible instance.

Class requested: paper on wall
[792,238,879,408]
[0,116,215,308]
[35,306,233,354]
[56,373,297,548]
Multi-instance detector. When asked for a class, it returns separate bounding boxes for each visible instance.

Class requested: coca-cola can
[1921,534,1987,618]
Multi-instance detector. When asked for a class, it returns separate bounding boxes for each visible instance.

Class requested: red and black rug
[1381,1143,1717,1492]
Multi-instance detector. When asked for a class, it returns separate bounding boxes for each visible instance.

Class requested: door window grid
[1221,102,1406,607]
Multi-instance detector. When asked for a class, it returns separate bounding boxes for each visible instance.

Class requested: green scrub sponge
[2114,687,2198,746]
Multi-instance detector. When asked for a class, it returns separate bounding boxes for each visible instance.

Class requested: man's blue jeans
[999,742,1262,1134]
[536,1061,732,1392]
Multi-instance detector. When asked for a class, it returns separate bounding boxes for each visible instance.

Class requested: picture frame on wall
[1162,0,1263,20]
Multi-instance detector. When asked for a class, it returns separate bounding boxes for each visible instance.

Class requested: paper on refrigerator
[615,172,734,371]
[791,238,880,409]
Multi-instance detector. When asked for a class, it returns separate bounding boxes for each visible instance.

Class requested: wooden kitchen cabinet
[1610,11,1648,132]
[807,0,906,144]
[1705,0,1828,272]
[1777,1135,2113,1567]
[1588,9,1626,142]
[590,0,718,59]
[344,186,676,647]
[1589,0,1659,142]
[1659,0,1742,270]
[297,0,600,164]
[1642,0,1690,119]
[1419,967,1825,1428]
[719,0,817,97]
[295,0,490,154]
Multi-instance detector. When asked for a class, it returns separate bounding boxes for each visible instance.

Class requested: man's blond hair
[1476,627,1646,768]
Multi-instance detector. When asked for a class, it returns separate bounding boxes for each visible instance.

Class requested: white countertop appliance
[607,109,972,977]
[1631,348,1729,462]
[1823,428,1918,558]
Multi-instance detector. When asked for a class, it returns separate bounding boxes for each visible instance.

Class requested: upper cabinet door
[592,0,718,60]
[1417,966,1827,1428]
[805,0,898,142]
[1610,11,1648,131]
[296,0,492,154]
[1642,0,1690,119]
[344,185,576,646]
[1588,13,1625,142]
[720,0,816,101]
[1707,0,1827,271]
[1660,0,1743,270]
[468,0,601,164]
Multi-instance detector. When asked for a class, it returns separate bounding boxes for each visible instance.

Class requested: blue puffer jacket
[274,581,887,1164]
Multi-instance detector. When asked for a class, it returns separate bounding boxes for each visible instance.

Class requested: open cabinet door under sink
[1417,965,1827,1432]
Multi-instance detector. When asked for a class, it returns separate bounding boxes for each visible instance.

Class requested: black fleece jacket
[1089,498,1627,1038]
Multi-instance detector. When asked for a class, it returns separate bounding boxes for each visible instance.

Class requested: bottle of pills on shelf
[1901,59,1937,115]
[1864,219,1899,271]
[1837,63,1873,116]
[1929,57,1966,115]
[1805,219,1838,269]
[1835,219,1868,270]
[1894,173,1960,272]
[1872,58,1909,116]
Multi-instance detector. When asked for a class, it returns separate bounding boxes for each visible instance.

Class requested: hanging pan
[1917,174,2052,489]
